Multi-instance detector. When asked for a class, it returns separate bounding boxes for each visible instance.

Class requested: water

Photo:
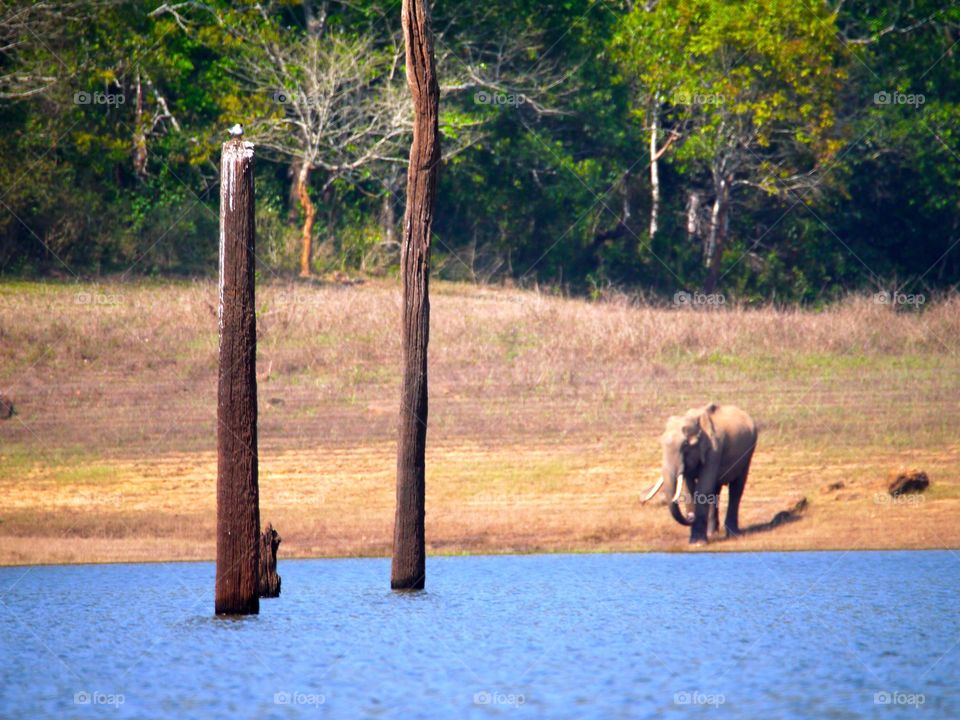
[1,552,957,719]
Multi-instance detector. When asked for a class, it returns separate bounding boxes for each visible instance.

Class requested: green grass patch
[0,445,102,480]
[678,350,953,382]
[430,455,574,499]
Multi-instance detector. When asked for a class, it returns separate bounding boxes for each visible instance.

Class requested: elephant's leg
[725,474,746,536]
[690,493,710,544]
[707,493,719,537]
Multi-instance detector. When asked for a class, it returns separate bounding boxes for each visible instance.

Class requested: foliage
[0,0,958,301]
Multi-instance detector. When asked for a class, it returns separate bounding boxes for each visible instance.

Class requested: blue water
[1,552,957,719]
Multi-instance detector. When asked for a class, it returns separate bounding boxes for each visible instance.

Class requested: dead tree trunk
[258,523,282,598]
[391,0,440,591]
[216,138,261,615]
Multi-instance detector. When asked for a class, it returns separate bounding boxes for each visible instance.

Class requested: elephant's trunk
[670,501,694,526]
[669,472,694,526]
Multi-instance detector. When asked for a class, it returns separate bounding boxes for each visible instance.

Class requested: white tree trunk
[686,191,701,240]
[705,193,721,267]
[704,174,729,292]
[649,106,660,239]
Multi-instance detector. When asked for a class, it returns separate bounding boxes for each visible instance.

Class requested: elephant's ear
[698,407,718,464]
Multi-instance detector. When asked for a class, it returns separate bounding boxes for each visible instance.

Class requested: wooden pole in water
[391,0,440,591]
[216,137,260,615]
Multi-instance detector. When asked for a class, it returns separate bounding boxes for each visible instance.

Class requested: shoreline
[3,543,957,569]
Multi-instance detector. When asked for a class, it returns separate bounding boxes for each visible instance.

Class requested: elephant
[641,403,757,544]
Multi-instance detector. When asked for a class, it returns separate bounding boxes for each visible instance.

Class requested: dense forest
[1,0,957,301]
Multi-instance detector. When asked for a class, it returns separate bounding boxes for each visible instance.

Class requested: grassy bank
[0,279,958,565]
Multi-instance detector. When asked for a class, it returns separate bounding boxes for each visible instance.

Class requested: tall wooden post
[391,0,440,591]
[216,138,261,615]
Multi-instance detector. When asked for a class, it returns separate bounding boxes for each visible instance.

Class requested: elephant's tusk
[672,473,685,504]
[640,477,664,504]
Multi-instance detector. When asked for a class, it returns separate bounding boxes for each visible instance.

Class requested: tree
[391,0,440,591]
[0,2,67,100]
[614,0,845,291]
[151,1,411,277]
[150,0,529,278]
[235,32,411,277]
[821,0,960,293]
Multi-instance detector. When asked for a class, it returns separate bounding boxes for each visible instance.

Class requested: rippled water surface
[1,551,958,718]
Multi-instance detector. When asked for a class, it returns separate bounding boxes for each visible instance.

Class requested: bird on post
[228,123,244,137]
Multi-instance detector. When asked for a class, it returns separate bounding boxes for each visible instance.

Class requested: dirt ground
[1,280,958,565]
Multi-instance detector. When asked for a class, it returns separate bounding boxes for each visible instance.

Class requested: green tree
[613,0,845,291]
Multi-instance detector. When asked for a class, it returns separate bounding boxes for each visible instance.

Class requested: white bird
[228,123,244,137]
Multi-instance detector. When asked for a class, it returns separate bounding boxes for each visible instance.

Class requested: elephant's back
[714,404,758,442]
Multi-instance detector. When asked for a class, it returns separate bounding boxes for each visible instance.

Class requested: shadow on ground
[720,497,808,541]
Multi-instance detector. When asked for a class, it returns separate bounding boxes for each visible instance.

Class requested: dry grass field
[0,278,958,565]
